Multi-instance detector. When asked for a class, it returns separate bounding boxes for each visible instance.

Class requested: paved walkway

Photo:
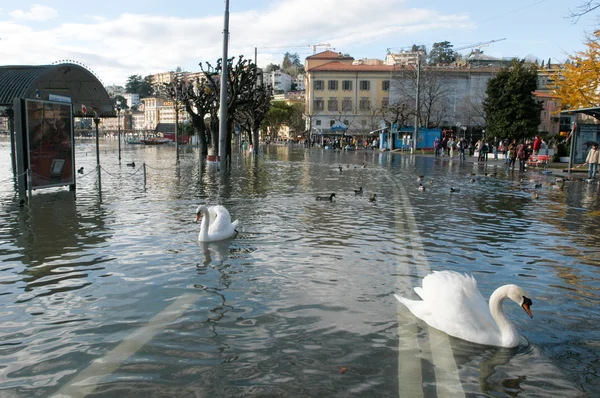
[391,150,589,178]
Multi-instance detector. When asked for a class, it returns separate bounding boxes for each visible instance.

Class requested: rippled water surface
[0,139,599,397]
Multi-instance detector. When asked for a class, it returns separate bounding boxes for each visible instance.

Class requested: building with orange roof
[304,51,394,136]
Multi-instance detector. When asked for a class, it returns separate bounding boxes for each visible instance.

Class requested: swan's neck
[198,208,210,240]
[489,285,519,347]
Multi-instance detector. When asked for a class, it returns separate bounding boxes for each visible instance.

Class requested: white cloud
[0,0,473,85]
[9,4,59,21]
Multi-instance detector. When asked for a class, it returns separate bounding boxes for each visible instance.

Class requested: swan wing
[396,271,499,344]
[206,206,237,241]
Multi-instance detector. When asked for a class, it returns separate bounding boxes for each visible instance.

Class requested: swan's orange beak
[522,303,533,318]
[195,213,202,223]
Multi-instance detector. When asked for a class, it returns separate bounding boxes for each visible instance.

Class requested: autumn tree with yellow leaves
[554,33,600,109]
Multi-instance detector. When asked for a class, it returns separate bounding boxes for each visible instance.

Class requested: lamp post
[116,101,122,163]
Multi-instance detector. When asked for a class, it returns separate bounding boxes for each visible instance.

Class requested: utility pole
[218,0,230,169]
[413,53,421,153]
[116,101,121,163]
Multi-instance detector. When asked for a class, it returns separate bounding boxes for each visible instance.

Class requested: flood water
[0,139,598,397]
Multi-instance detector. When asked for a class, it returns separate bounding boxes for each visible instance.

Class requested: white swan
[195,205,239,242]
[394,271,533,348]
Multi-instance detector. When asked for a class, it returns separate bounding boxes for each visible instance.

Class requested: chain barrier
[99,165,143,178]
[75,168,98,179]
[144,163,179,172]
[0,171,27,185]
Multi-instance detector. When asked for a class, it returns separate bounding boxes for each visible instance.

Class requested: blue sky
[0,0,596,85]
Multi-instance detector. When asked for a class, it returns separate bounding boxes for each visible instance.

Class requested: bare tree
[199,56,260,161]
[390,65,452,128]
[569,1,600,21]
[235,81,273,149]
[418,68,452,128]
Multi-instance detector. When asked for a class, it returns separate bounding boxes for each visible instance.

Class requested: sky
[0,0,597,86]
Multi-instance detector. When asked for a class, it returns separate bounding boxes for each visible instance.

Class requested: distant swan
[195,205,239,242]
[395,271,533,348]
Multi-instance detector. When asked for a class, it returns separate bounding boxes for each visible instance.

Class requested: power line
[477,0,548,25]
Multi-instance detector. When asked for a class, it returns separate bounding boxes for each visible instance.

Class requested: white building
[105,85,125,97]
[265,70,293,93]
[385,51,425,66]
[294,74,305,91]
[123,93,140,108]
[132,111,146,130]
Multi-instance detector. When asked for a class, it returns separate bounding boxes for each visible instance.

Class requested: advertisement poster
[575,124,600,164]
[25,99,74,189]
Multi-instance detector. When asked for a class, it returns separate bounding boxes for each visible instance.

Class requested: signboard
[25,99,75,189]
[574,124,600,164]
[48,94,72,103]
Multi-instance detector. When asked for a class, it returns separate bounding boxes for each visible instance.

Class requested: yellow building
[304,51,393,135]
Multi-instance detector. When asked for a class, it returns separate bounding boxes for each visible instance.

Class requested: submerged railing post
[143,163,147,187]
[27,168,32,198]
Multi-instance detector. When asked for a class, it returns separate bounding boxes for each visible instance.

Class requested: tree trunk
[226,119,233,164]
[210,117,219,155]
[193,114,208,155]
[253,119,260,155]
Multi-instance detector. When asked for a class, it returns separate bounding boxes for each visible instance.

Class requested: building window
[359,97,371,111]
[360,80,370,91]
[342,98,352,112]
[316,120,322,126]
[330,120,336,127]
[328,98,338,112]
[314,98,324,112]
[328,80,338,90]
[342,80,352,91]
[382,97,389,108]
[382,80,390,91]
[315,80,324,90]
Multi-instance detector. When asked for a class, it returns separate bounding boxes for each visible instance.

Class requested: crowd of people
[433,135,554,173]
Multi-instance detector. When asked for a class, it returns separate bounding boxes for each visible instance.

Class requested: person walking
[508,139,517,170]
[533,135,541,155]
[586,142,600,178]
[459,138,467,161]
[517,142,527,172]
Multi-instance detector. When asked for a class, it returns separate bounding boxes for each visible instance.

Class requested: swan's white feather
[395,271,506,346]
[197,205,238,242]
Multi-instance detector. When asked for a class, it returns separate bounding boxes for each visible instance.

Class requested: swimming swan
[195,205,239,242]
[395,271,533,348]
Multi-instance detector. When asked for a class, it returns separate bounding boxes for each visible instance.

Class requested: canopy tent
[330,121,348,132]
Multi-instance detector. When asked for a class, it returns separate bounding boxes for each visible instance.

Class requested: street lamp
[116,100,122,163]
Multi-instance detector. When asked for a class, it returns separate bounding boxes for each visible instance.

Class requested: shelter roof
[0,63,114,117]
[560,107,600,120]
[155,123,175,133]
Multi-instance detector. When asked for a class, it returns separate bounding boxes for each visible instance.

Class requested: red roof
[306,50,354,60]
[534,91,558,99]
[309,61,395,72]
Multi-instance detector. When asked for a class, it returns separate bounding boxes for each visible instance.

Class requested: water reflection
[6,191,111,303]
